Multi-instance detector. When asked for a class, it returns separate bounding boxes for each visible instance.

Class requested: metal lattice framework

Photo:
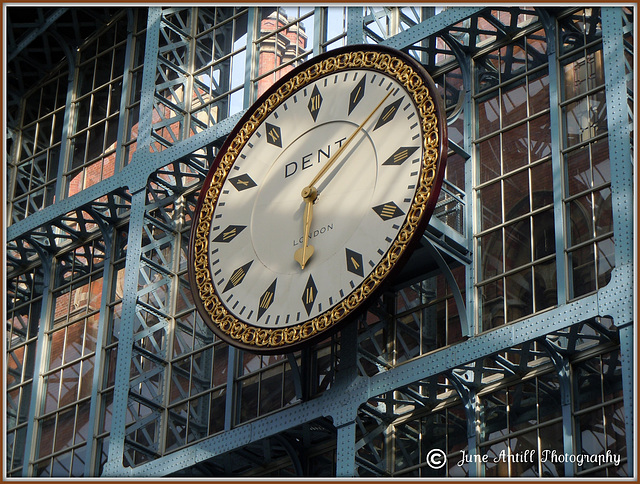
[5,6,634,478]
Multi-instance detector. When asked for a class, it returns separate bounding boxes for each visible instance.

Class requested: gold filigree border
[192,49,441,350]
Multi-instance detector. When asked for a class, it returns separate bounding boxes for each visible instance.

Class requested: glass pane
[79,358,94,399]
[500,44,526,81]
[604,401,626,457]
[534,259,557,311]
[539,421,565,476]
[505,268,532,322]
[478,96,500,138]
[477,50,500,92]
[478,135,500,183]
[64,320,85,364]
[61,363,81,404]
[479,279,504,330]
[502,123,529,174]
[562,98,588,148]
[533,209,554,259]
[397,313,420,362]
[537,373,562,422]
[187,394,210,443]
[504,219,531,272]
[596,237,615,288]
[591,138,610,186]
[209,388,226,434]
[509,382,537,431]
[259,366,283,415]
[528,114,551,161]
[54,407,76,452]
[447,299,464,345]
[594,188,613,236]
[563,56,587,100]
[44,370,61,413]
[569,244,596,298]
[238,375,259,423]
[589,89,607,138]
[447,405,468,453]
[75,400,91,443]
[503,170,530,221]
[531,162,553,209]
[479,229,503,280]
[169,357,190,405]
[501,82,527,127]
[509,431,538,476]
[574,358,602,410]
[601,350,623,400]
[165,405,187,451]
[71,445,86,477]
[49,330,65,370]
[446,152,466,191]
[565,145,591,195]
[484,440,508,476]
[212,345,229,387]
[568,194,594,245]
[528,72,549,115]
[479,181,502,231]
[577,409,606,472]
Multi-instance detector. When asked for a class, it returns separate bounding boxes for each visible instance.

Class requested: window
[558,9,614,299]
[34,241,106,477]
[66,15,131,196]
[10,68,67,222]
[474,27,557,331]
[395,266,466,363]
[6,266,45,476]
[479,372,564,477]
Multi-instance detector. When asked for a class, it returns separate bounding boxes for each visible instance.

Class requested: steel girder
[601,7,635,470]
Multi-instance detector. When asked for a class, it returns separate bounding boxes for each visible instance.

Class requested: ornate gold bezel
[191,48,443,351]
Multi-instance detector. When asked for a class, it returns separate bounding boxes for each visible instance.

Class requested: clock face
[190,45,446,353]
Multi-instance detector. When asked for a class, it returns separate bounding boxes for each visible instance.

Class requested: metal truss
[6,6,634,478]
[355,317,621,477]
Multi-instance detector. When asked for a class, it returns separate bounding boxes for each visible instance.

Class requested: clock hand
[294,186,317,269]
[305,90,393,191]
[294,91,393,269]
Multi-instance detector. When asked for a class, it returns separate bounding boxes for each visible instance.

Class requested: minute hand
[305,90,393,190]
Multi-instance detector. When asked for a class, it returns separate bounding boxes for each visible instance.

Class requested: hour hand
[294,186,317,269]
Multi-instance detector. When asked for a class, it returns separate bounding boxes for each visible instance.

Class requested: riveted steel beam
[379,7,484,51]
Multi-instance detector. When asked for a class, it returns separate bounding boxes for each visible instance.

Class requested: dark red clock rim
[188,43,448,354]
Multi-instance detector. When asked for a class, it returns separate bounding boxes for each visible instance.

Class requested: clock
[189,44,447,353]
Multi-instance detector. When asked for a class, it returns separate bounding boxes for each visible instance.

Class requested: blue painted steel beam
[102,191,148,477]
[242,8,258,109]
[346,7,364,45]
[379,7,484,51]
[601,7,635,471]
[536,8,569,310]
[20,256,53,477]
[102,9,165,476]
[136,7,163,153]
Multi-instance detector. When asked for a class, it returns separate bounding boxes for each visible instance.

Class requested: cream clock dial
[190,45,447,353]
